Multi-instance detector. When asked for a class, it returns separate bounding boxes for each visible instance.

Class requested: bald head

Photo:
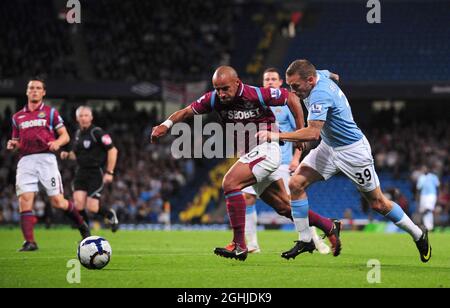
[213,66,238,81]
[212,66,240,103]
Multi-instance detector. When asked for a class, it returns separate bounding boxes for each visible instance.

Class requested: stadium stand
[284,0,450,81]
[0,0,78,79]
[0,0,449,228]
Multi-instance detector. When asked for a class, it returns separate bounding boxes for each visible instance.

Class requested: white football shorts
[16,153,64,197]
[300,136,380,192]
[242,164,291,196]
[239,142,282,197]
[419,194,437,212]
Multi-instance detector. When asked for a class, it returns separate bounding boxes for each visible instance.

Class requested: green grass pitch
[1,228,449,288]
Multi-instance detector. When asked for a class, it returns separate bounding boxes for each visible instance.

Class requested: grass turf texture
[1,229,449,288]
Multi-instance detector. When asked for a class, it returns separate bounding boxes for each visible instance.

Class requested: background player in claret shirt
[61,106,119,233]
[244,67,339,255]
[6,79,90,252]
[258,59,432,263]
[152,65,324,261]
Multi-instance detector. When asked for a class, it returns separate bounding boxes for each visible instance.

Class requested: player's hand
[48,141,61,152]
[256,131,279,143]
[330,72,340,83]
[151,125,169,143]
[7,140,19,151]
[60,151,70,160]
[295,142,307,151]
[103,174,114,184]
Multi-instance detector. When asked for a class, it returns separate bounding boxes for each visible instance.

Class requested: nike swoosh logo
[235,250,246,256]
[424,246,431,260]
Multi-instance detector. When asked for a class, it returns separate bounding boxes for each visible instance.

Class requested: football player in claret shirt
[152,66,341,261]
[60,105,119,233]
[7,78,90,252]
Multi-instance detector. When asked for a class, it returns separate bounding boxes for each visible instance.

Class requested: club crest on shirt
[270,88,281,99]
[243,101,255,109]
[37,112,46,119]
[311,104,323,114]
[83,140,91,149]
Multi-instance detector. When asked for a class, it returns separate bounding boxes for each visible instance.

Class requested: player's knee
[74,199,84,211]
[244,194,256,206]
[86,200,99,213]
[49,195,65,209]
[289,176,306,197]
[18,194,34,210]
[222,174,240,193]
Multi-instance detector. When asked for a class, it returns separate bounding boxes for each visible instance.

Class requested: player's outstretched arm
[280,120,324,142]
[48,127,70,152]
[151,106,195,143]
[257,120,324,143]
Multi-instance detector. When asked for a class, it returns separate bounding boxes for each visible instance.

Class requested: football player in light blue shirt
[244,68,337,255]
[417,165,440,231]
[258,59,431,263]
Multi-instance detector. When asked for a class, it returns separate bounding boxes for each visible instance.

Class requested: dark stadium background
[1,0,449,232]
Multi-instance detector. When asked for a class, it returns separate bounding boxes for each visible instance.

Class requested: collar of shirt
[237,82,245,97]
[23,102,44,113]
[80,124,94,132]
[305,74,321,102]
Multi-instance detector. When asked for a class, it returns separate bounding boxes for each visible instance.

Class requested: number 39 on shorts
[355,168,372,185]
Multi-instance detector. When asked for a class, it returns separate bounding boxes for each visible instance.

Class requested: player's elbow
[62,134,70,145]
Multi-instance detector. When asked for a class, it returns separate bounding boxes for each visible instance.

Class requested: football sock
[225,190,247,249]
[20,211,36,243]
[386,202,423,241]
[97,206,113,220]
[423,211,434,231]
[308,210,334,235]
[245,204,258,249]
[65,200,85,227]
[79,210,90,225]
[291,198,312,242]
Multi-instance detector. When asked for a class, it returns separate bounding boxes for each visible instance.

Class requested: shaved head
[212,66,238,82]
[212,66,241,103]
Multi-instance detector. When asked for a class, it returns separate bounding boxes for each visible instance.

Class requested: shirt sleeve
[93,128,115,150]
[189,91,215,115]
[52,109,65,131]
[261,87,289,107]
[416,176,424,190]
[12,116,19,140]
[307,90,332,122]
[317,70,331,79]
[435,175,440,187]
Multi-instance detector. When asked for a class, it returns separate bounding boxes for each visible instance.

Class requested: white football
[77,236,112,269]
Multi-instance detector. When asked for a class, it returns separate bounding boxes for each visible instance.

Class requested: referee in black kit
[61,106,119,232]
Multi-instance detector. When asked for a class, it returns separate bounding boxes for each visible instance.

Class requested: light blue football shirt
[417,173,440,196]
[270,104,296,165]
[303,70,364,147]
